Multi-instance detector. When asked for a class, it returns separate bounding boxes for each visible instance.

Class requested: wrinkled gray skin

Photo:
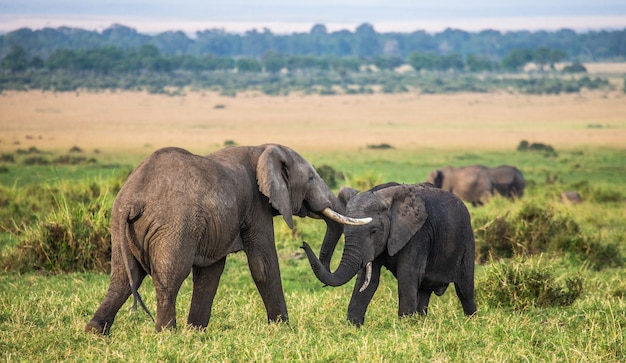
[85,145,356,334]
[427,165,493,206]
[487,165,525,199]
[302,183,477,326]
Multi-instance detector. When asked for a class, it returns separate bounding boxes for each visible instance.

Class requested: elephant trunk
[318,218,344,270]
[302,241,362,288]
[316,194,371,270]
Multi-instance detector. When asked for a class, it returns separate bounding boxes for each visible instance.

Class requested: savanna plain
[0,89,625,362]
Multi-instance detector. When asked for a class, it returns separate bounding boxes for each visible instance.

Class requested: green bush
[0,153,15,163]
[315,164,343,189]
[1,187,113,273]
[479,260,584,310]
[474,202,623,269]
[0,171,130,273]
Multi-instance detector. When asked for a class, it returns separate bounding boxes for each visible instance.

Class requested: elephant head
[255,145,371,268]
[302,183,427,291]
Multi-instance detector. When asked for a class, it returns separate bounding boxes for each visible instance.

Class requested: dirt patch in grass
[1,90,625,157]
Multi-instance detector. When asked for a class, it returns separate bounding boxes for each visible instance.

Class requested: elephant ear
[375,185,428,256]
[257,145,295,228]
[338,186,359,205]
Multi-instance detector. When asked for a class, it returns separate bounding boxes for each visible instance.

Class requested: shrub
[315,164,343,189]
[0,153,15,163]
[474,201,623,269]
[348,171,384,191]
[0,172,129,273]
[517,140,558,156]
[23,156,50,165]
[479,260,584,310]
[1,191,112,273]
[366,143,394,150]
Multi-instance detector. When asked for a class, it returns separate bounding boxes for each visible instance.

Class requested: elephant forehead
[347,194,380,214]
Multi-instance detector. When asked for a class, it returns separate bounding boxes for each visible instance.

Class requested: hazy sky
[1,0,625,34]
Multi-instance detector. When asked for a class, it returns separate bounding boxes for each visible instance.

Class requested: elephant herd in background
[427,164,525,206]
[85,144,523,335]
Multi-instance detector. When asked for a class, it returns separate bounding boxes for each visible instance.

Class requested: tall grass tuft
[479,259,584,310]
[0,176,123,273]
[474,201,623,269]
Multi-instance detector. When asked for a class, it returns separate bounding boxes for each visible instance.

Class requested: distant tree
[440,53,464,71]
[501,48,533,72]
[1,45,29,72]
[310,24,328,35]
[407,51,438,71]
[355,23,380,59]
[45,49,78,70]
[533,47,567,71]
[373,56,403,70]
[262,50,285,73]
[466,54,498,72]
[236,57,262,72]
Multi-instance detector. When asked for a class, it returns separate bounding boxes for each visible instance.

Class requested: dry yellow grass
[1,90,625,156]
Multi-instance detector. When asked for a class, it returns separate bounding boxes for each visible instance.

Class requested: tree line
[1,23,625,62]
[2,24,621,95]
[0,43,576,74]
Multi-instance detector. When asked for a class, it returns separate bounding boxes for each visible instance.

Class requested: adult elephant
[302,183,476,326]
[85,145,370,335]
[487,165,525,199]
[427,164,493,206]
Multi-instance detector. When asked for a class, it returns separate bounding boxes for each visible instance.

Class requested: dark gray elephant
[85,145,370,334]
[427,165,493,206]
[302,182,476,326]
[487,165,525,198]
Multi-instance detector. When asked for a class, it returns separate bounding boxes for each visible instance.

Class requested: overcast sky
[1,0,625,35]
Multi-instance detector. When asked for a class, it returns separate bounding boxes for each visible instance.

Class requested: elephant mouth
[301,202,371,226]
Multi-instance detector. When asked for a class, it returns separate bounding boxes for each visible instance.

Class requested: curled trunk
[301,241,362,287]
[317,194,371,270]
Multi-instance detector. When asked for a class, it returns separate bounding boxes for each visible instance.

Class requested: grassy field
[0,90,625,362]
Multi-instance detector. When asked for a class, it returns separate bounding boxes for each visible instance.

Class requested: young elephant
[302,182,476,326]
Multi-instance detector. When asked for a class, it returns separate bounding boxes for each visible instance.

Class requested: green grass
[1,146,625,361]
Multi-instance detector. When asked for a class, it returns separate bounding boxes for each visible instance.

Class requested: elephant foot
[84,320,110,335]
[268,313,289,324]
[347,316,365,327]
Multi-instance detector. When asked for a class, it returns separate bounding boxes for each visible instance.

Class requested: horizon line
[1,14,625,36]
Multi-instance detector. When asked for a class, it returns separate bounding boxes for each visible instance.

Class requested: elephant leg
[347,263,382,327]
[397,247,424,318]
[151,246,194,332]
[397,278,418,318]
[243,228,288,323]
[454,280,477,316]
[85,255,147,335]
[454,258,477,316]
[187,257,227,328]
[416,288,432,315]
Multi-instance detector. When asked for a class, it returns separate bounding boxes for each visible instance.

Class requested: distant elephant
[427,165,493,206]
[487,165,525,198]
[302,182,477,326]
[85,145,370,334]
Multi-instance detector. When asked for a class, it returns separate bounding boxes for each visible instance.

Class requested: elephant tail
[119,202,155,323]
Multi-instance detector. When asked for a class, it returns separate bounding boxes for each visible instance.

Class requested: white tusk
[359,262,373,292]
[322,207,372,226]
